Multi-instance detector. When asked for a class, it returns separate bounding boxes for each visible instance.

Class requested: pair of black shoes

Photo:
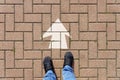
[43,52,74,74]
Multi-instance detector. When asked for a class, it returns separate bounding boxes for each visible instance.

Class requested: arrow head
[45,18,68,32]
[43,18,70,38]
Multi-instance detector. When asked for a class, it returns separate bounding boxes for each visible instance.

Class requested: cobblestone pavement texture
[0,0,120,80]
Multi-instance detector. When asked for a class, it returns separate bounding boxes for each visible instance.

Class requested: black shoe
[43,56,55,73]
[63,52,74,68]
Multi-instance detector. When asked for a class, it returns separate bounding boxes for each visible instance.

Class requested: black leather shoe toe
[43,56,54,73]
[63,52,74,68]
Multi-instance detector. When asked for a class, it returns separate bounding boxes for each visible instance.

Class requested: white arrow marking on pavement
[43,18,70,49]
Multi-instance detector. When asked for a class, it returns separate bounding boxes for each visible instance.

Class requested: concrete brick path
[0,0,120,80]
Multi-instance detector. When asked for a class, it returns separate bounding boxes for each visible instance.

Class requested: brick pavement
[0,0,120,80]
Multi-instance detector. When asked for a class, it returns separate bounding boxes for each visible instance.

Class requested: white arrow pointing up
[43,18,70,49]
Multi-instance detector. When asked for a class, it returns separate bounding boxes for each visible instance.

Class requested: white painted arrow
[43,18,70,49]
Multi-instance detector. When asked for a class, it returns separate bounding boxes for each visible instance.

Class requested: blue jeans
[43,65,76,80]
